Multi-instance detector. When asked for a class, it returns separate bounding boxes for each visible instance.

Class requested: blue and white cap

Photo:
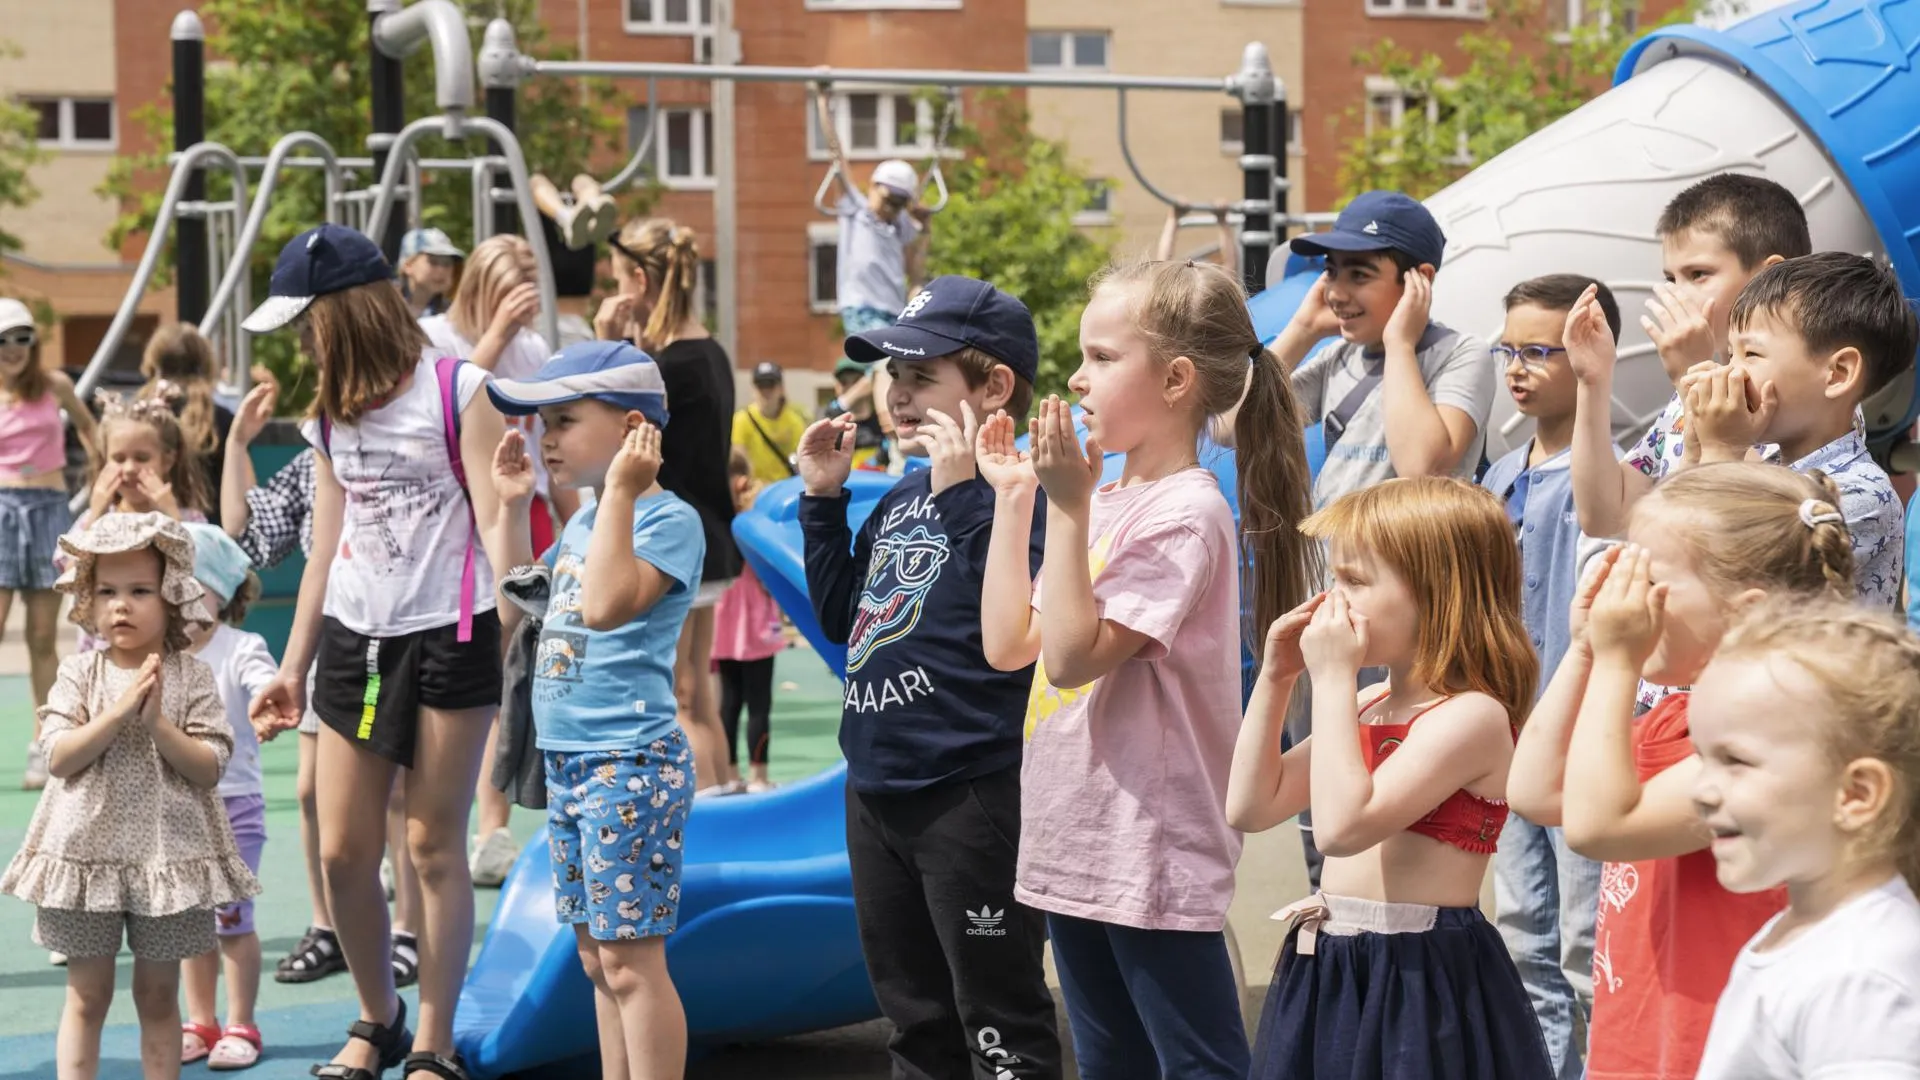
[242,224,395,333]
[488,340,670,429]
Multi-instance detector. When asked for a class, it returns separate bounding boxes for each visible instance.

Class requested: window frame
[653,106,715,189]
[1364,76,1472,165]
[1073,178,1113,227]
[808,223,841,314]
[808,88,959,162]
[804,0,963,10]
[1365,0,1487,17]
[23,96,116,151]
[1028,29,1112,73]
[623,0,713,36]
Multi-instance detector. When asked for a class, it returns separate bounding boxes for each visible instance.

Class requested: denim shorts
[0,486,71,592]
[544,731,694,941]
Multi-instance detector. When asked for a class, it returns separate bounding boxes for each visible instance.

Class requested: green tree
[0,40,49,271]
[927,92,1112,405]
[1335,0,1711,202]
[101,0,632,406]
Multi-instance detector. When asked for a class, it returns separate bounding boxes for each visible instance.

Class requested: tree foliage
[1335,0,1710,203]
[926,92,1112,406]
[0,40,49,271]
[100,0,631,406]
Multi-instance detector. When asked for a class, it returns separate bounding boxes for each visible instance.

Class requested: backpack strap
[436,354,478,644]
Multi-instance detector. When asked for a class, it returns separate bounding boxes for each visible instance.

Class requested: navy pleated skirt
[1253,894,1554,1080]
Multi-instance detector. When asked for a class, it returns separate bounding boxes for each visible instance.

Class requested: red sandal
[208,1022,262,1071]
[182,1021,221,1065]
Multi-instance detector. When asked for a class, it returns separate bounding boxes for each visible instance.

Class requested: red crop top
[1358,690,1511,854]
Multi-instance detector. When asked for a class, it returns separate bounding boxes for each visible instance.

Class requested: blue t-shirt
[534,492,706,752]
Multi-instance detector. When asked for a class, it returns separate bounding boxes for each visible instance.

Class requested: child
[1690,599,1920,1076]
[1569,173,1811,539]
[141,324,234,526]
[1508,462,1856,1080]
[1226,477,1552,1078]
[799,275,1061,1078]
[243,223,512,1078]
[732,361,809,485]
[486,340,705,1080]
[0,512,258,1079]
[399,227,465,319]
[0,296,98,789]
[1478,274,1618,1078]
[980,260,1319,1078]
[715,449,782,793]
[179,522,279,1071]
[819,357,889,471]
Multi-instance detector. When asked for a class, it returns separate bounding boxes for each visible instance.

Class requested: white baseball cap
[0,298,35,336]
[872,159,919,197]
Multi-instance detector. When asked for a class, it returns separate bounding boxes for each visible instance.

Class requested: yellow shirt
[731,403,809,484]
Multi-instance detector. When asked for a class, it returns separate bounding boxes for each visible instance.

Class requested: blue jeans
[1046,913,1249,1080]
[1492,811,1602,1079]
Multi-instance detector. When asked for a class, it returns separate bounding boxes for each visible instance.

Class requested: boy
[1273,189,1496,507]
[819,356,890,471]
[487,341,706,1080]
[1569,173,1812,539]
[1480,274,1619,1080]
[731,360,809,485]
[797,275,1060,1080]
[397,227,463,319]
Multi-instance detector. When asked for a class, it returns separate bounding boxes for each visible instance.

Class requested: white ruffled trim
[0,849,260,916]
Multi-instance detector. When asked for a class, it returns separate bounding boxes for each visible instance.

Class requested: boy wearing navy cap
[1271,189,1496,508]
[797,275,1061,1079]
[485,340,705,1078]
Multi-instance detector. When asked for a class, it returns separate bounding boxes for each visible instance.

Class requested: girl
[1508,462,1855,1080]
[714,448,783,792]
[179,522,278,1071]
[141,324,234,526]
[0,512,257,1079]
[243,223,511,1080]
[1225,477,1552,1078]
[1690,600,1920,1077]
[0,296,98,790]
[978,259,1317,1078]
[595,218,741,796]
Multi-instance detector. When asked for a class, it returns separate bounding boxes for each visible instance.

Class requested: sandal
[184,1021,221,1065]
[277,926,347,984]
[209,1023,263,1071]
[403,1051,471,1079]
[310,997,410,1080]
[390,932,419,989]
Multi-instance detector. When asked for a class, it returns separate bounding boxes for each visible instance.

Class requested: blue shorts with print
[544,731,694,941]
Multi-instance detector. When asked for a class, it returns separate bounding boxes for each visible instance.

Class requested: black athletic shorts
[311,611,503,768]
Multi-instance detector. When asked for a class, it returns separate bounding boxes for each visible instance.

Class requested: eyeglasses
[1492,344,1566,372]
[0,330,35,349]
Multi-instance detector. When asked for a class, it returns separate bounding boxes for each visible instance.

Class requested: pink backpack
[319,354,479,642]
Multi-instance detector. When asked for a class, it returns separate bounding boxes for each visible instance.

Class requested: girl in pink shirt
[979,260,1317,1078]
[714,449,783,792]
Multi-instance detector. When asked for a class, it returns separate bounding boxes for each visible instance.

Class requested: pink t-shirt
[712,562,784,663]
[1016,467,1243,932]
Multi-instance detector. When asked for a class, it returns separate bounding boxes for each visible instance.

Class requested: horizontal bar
[531,59,1230,93]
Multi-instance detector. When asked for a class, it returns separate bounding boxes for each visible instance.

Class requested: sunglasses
[0,330,35,349]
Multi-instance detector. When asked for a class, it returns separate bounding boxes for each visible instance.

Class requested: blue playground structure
[454,1,1920,1074]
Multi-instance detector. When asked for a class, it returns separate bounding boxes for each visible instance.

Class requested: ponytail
[612,219,702,351]
[1641,462,1856,601]
[141,324,219,456]
[1238,346,1319,656]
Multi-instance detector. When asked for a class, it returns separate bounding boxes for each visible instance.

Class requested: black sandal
[277,926,348,984]
[402,1051,471,1079]
[390,932,419,989]
[310,997,411,1080]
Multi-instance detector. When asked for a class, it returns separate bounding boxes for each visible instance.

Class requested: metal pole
[531,58,1227,93]
[368,0,408,262]
[1272,82,1290,286]
[713,0,739,359]
[1234,44,1277,294]
[172,12,208,326]
[481,20,520,236]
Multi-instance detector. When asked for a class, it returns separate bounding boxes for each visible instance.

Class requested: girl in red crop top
[1226,477,1552,1079]
[1508,464,1853,1080]
[0,298,98,791]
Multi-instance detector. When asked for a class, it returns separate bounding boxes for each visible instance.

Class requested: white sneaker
[470,827,519,888]
[746,779,776,794]
[49,951,66,966]
[380,857,395,901]
[22,743,47,790]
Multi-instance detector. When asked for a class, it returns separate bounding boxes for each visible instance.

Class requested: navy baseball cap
[488,340,670,429]
[1289,191,1447,270]
[845,276,1039,384]
[242,224,395,333]
[751,361,783,385]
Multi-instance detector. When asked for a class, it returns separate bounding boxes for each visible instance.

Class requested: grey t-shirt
[1292,322,1497,508]
[836,192,920,315]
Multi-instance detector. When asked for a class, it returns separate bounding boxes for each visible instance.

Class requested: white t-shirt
[302,352,498,637]
[420,315,553,498]
[194,624,280,799]
[1696,875,1920,1080]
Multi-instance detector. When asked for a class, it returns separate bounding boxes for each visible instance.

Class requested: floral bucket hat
[55,512,212,637]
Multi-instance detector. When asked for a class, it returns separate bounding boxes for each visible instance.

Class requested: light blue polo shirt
[1482,440,1582,701]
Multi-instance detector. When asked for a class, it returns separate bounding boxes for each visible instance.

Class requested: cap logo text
[1362,221,1380,235]
[900,291,934,320]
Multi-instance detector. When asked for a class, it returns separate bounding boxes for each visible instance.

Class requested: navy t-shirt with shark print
[801,470,1046,795]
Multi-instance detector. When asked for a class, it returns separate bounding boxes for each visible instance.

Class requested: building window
[1366,0,1485,15]
[1365,77,1471,163]
[810,91,955,160]
[1029,31,1110,72]
[660,108,713,185]
[809,224,839,312]
[1220,108,1244,154]
[22,96,114,149]
[1288,107,1304,155]
[625,0,712,33]
[1560,0,1639,33]
[1073,179,1113,226]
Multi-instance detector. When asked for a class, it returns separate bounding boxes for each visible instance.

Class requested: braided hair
[1637,461,1854,600]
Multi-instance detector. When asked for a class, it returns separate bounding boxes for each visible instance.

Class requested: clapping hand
[1030,397,1101,512]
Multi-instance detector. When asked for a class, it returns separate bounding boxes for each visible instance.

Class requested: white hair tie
[1799,499,1842,528]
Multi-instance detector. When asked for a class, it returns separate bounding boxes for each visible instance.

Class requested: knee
[23,618,56,655]
[296,768,318,816]
[67,977,114,1025]
[575,939,609,988]
[595,939,666,998]
[406,824,466,889]
[131,971,179,1019]
[320,830,385,881]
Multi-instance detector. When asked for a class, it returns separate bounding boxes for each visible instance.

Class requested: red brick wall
[113,0,195,262]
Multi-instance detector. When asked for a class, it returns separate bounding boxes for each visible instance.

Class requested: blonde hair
[1088,259,1319,654]
[306,281,431,425]
[1716,598,1920,891]
[1636,462,1854,600]
[611,218,701,351]
[90,389,212,515]
[1301,477,1538,725]
[141,324,220,456]
[448,235,536,346]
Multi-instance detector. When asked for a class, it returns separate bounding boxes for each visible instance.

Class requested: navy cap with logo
[845,275,1039,384]
[488,340,670,429]
[242,224,395,334]
[1288,190,1447,270]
